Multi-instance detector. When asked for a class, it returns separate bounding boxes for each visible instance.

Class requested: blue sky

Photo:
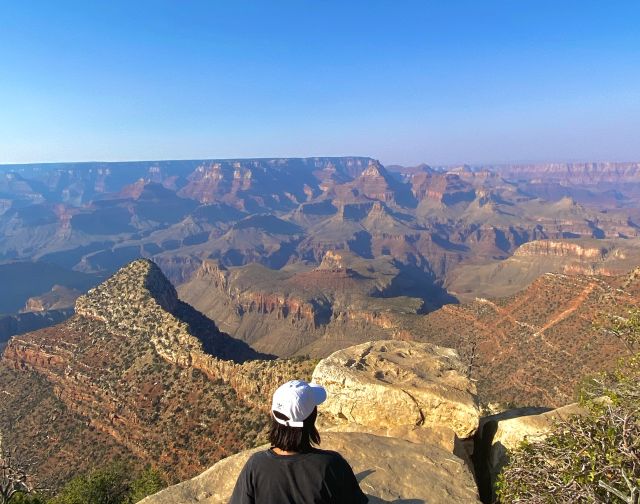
[1,1,639,165]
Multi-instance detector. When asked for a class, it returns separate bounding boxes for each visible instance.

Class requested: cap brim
[309,383,327,405]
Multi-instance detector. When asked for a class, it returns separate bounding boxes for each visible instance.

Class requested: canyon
[1,158,639,322]
[1,158,640,500]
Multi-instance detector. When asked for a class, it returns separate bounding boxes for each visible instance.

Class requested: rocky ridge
[408,269,640,408]
[1,260,315,487]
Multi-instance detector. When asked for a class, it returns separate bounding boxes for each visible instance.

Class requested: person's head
[269,380,326,452]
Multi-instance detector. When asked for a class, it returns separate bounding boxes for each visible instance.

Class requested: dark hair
[269,407,321,452]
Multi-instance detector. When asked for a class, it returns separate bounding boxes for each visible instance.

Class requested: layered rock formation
[22,285,81,311]
[177,252,432,357]
[514,239,611,259]
[496,161,640,185]
[2,157,639,308]
[447,237,640,300]
[337,160,416,206]
[410,171,476,205]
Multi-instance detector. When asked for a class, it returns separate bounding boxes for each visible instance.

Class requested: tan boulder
[140,432,480,504]
[311,340,480,447]
[477,402,587,501]
[485,402,586,469]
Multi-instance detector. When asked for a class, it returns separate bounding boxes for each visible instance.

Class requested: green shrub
[49,462,131,504]
[49,462,165,504]
[128,467,165,503]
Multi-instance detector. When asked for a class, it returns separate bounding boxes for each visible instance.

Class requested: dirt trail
[535,282,596,336]
[441,305,510,345]
[475,298,537,331]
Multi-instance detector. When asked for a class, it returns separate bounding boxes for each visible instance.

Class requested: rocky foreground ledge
[139,431,479,503]
[142,340,482,503]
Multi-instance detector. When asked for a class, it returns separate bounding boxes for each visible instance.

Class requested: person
[229,379,369,504]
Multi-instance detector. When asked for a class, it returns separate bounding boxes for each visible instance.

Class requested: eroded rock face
[515,239,610,259]
[139,432,480,504]
[311,340,480,445]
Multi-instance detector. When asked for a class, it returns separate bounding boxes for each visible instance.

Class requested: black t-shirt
[229,447,369,504]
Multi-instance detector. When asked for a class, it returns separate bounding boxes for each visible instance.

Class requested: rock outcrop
[22,285,81,312]
[514,239,610,259]
[347,160,406,204]
[485,403,586,458]
[312,340,480,448]
[476,403,587,502]
[410,172,476,205]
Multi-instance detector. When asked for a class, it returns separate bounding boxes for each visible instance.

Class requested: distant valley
[1,157,640,326]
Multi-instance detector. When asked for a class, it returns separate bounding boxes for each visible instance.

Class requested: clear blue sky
[1,1,639,166]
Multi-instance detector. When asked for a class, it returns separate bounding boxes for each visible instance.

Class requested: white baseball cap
[271,380,327,428]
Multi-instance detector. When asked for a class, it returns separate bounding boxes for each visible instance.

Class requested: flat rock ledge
[140,432,480,504]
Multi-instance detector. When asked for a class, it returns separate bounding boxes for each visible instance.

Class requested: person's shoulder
[308,448,350,466]
[244,449,272,468]
[309,448,343,458]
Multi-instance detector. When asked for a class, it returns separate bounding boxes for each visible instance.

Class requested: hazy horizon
[2,154,640,170]
[2,1,639,166]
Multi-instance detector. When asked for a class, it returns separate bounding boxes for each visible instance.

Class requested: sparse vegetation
[600,309,640,352]
[496,312,640,503]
